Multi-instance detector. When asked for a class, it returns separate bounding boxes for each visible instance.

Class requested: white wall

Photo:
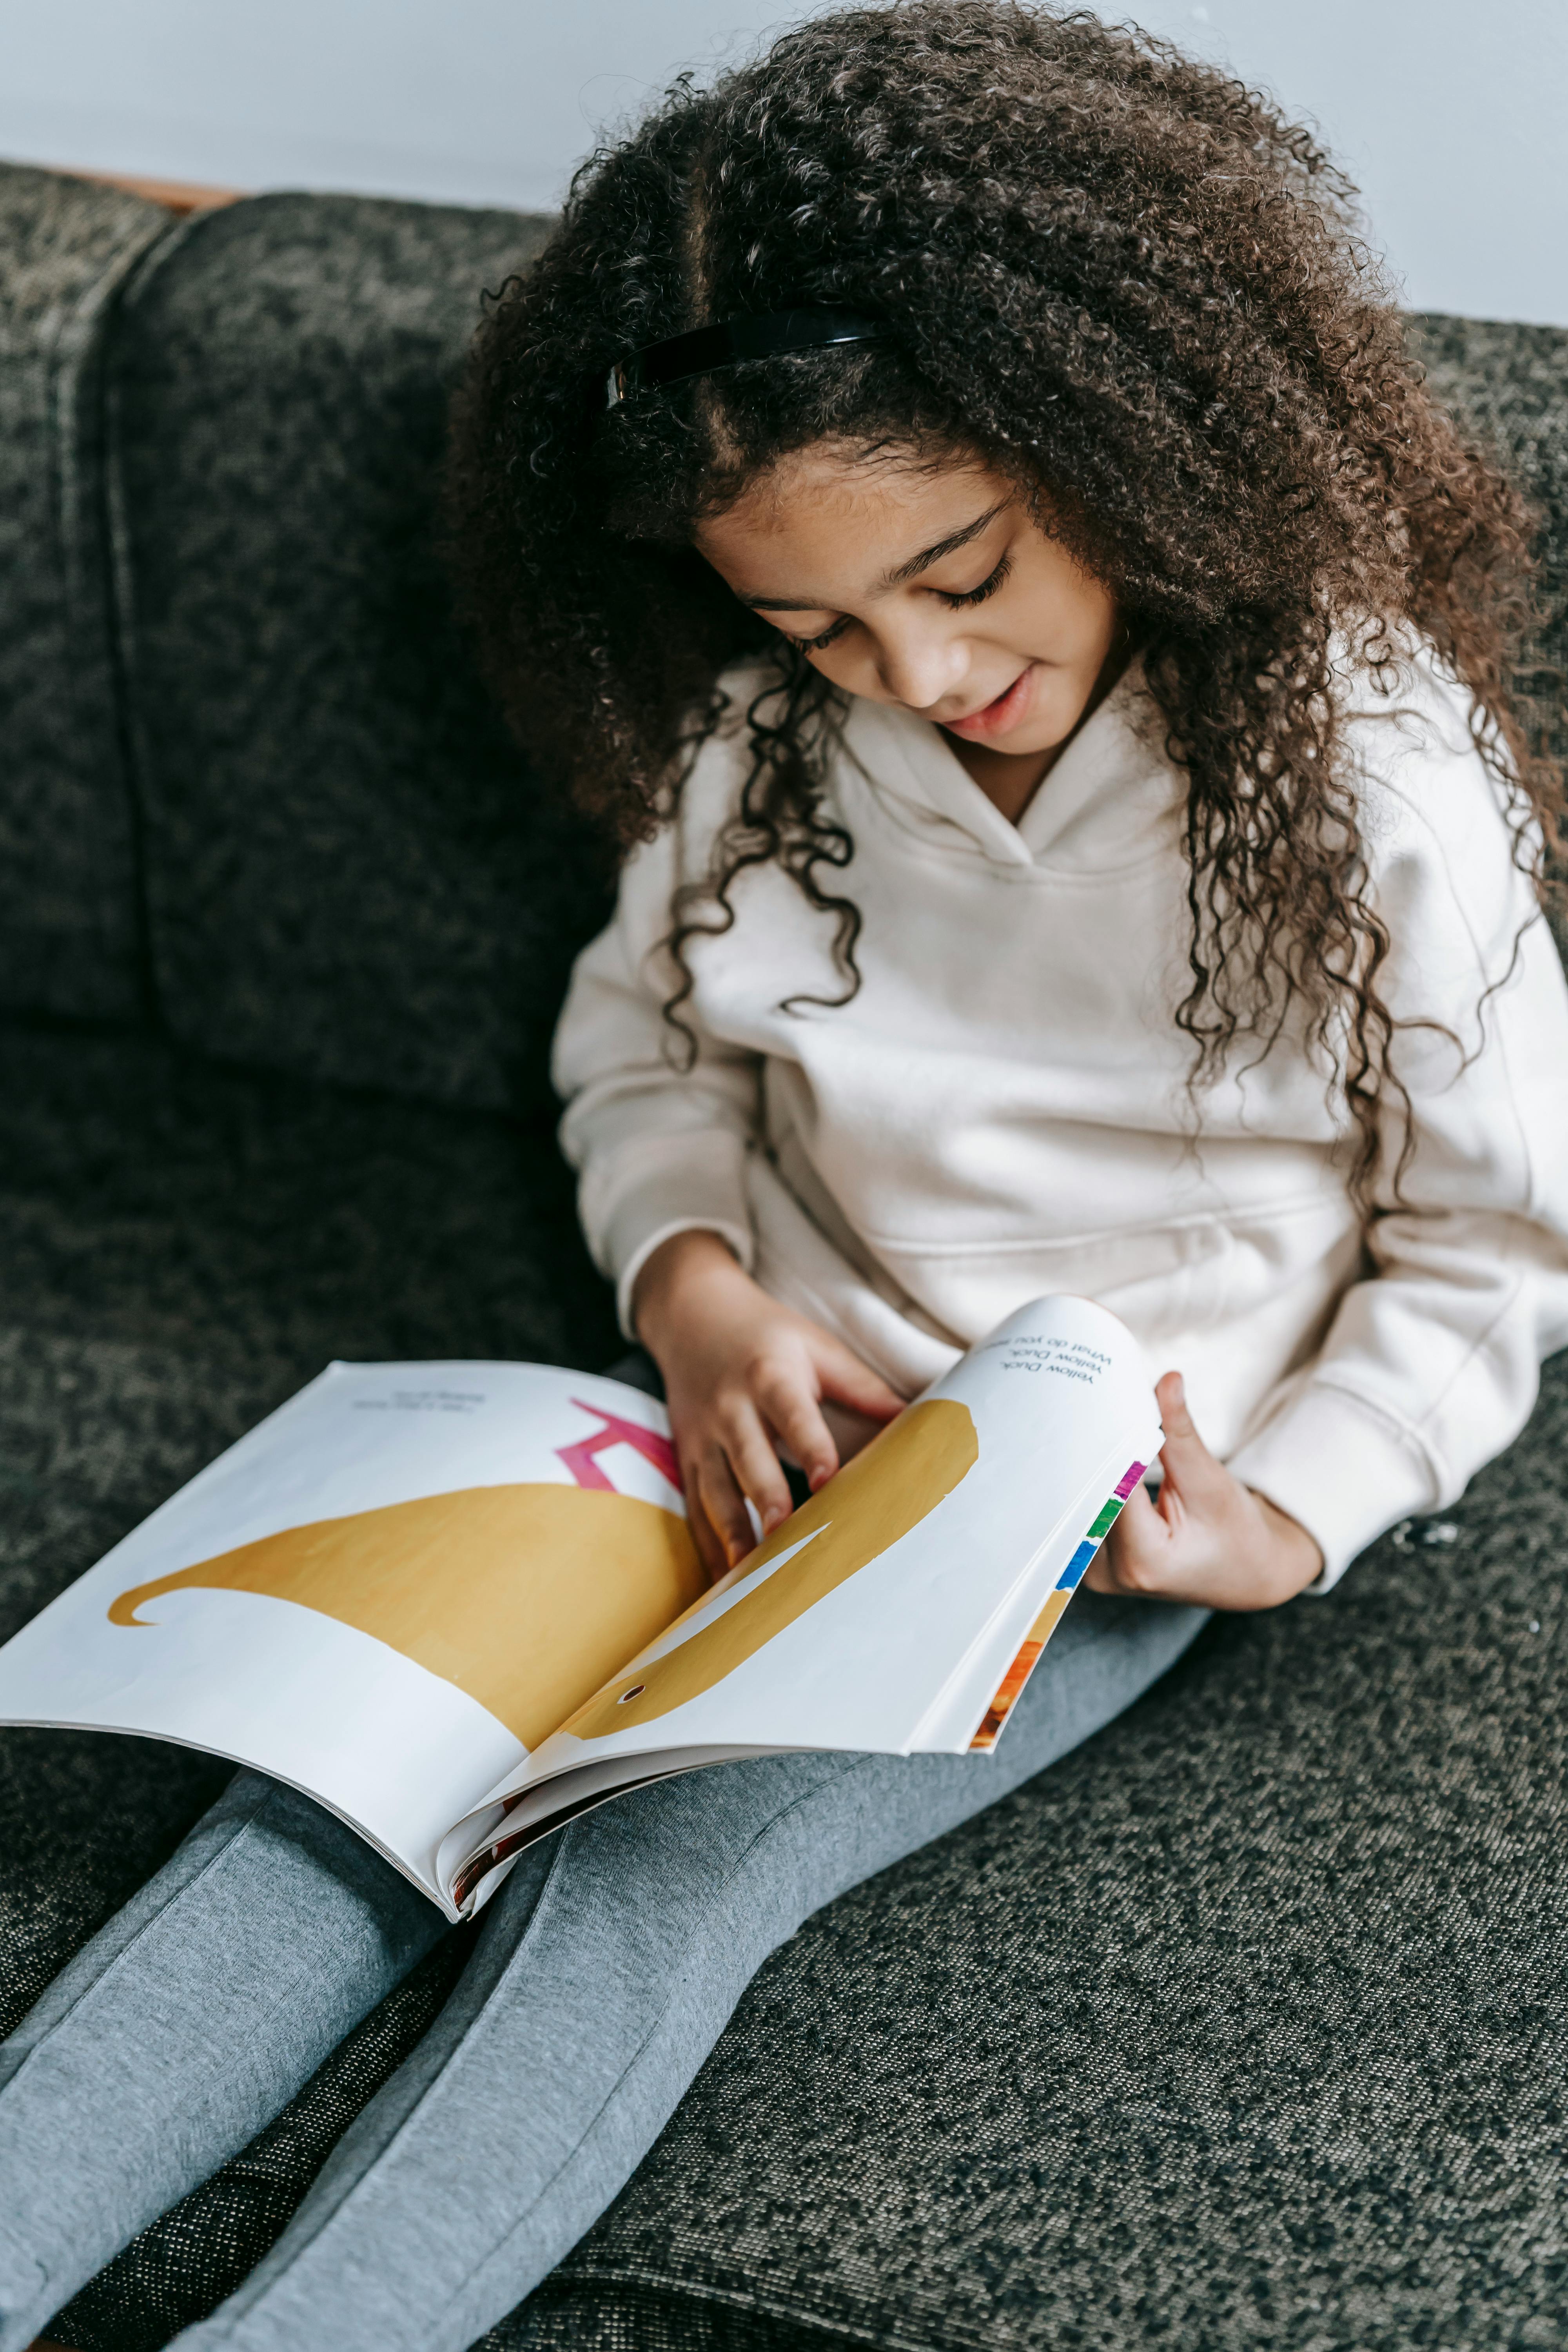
[1,0,1563,327]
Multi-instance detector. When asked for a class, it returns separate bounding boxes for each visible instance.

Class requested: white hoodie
[553,647,1568,1586]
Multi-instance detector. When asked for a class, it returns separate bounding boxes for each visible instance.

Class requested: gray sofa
[2,160,1566,2352]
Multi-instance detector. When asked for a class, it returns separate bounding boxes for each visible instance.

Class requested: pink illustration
[556,1402,681,1496]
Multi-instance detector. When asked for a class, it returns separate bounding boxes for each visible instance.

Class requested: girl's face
[695,445,1121,797]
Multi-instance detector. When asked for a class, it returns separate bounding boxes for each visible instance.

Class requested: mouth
[939,664,1036,741]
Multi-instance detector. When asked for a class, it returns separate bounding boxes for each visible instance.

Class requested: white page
[469,1298,1160,1828]
[0,1361,699,1915]
[906,1443,1129,1753]
[0,1301,1158,1921]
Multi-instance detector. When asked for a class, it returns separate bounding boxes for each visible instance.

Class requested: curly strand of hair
[1155,620,1451,1205]
[658,654,864,1070]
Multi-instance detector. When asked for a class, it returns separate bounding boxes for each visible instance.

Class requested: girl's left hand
[1086,1370,1323,1611]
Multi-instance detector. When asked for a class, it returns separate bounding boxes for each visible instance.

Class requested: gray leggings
[0,1589,1205,2352]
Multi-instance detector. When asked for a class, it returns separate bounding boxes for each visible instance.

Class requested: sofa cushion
[492,1371,1568,2352]
[0,165,171,1021]
[9,1010,1567,2352]
[1410,313,1568,705]
[108,192,611,1113]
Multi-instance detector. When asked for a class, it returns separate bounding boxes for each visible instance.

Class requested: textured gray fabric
[490,1365,1568,2352]
[107,192,612,1111]
[0,1013,615,1575]
[0,165,172,1020]
[1409,313,1568,700]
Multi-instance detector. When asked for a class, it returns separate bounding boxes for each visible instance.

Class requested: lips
[941,663,1035,740]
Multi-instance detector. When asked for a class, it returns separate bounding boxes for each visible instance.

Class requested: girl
[3,7,1566,2348]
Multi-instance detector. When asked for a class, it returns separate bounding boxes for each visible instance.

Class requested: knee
[529,1754,852,1982]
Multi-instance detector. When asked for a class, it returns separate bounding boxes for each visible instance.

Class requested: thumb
[1153,1370,1217,1495]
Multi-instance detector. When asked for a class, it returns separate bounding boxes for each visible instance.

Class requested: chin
[995,718,1070,757]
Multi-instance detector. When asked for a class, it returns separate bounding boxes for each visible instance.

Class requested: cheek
[1031,665,1098,731]
[1020,557,1117,661]
[813,637,886,695]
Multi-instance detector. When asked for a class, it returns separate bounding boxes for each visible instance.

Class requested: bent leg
[177,1591,1206,2352]
[0,1769,445,2352]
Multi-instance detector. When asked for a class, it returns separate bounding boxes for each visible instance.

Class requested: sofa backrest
[1,172,1564,1117]
[107,190,611,1114]
[0,165,171,1022]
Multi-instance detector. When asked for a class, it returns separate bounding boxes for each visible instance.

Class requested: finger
[1154,1368,1200,1442]
[1091,1483,1178,1595]
[717,1396,796,1535]
[696,1441,759,1572]
[753,1363,840,1494]
[810,1336,905,1424]
[1152,1370,1224,1506]
[681,1455,730,1583]
[1081,1541,1125,1595]
[1085,1485,1152,1592]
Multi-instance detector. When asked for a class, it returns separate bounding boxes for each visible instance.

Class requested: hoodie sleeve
[1227,654,1568,1586]
[552,724,762,1339]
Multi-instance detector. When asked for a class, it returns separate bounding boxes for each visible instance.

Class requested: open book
[0,1295,1159,1920]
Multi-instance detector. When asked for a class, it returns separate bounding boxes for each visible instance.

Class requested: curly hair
[445,0,1561,1200]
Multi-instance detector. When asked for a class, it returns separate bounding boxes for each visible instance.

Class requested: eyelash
[788,550,1013,653]
[793,616,851,653]
[941,549,1013,609]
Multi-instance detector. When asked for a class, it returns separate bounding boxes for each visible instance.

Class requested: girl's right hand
[632,1230,905,1579]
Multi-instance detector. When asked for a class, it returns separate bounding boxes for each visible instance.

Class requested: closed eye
[785,548,1011,652]
[788,615,852,653]
[936,550,1013,609]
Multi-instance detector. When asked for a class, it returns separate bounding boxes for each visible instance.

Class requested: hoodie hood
[838,660,1183,876]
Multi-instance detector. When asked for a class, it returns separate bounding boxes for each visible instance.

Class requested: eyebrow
[740,499,1009,612]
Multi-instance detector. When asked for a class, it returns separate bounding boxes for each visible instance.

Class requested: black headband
[604,307,888,410]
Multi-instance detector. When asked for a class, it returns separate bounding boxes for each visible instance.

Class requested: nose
[871,613,969,713]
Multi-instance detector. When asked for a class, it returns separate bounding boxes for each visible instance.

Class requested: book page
[0,1362,702,1913]
[461,1298,1160,1858]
